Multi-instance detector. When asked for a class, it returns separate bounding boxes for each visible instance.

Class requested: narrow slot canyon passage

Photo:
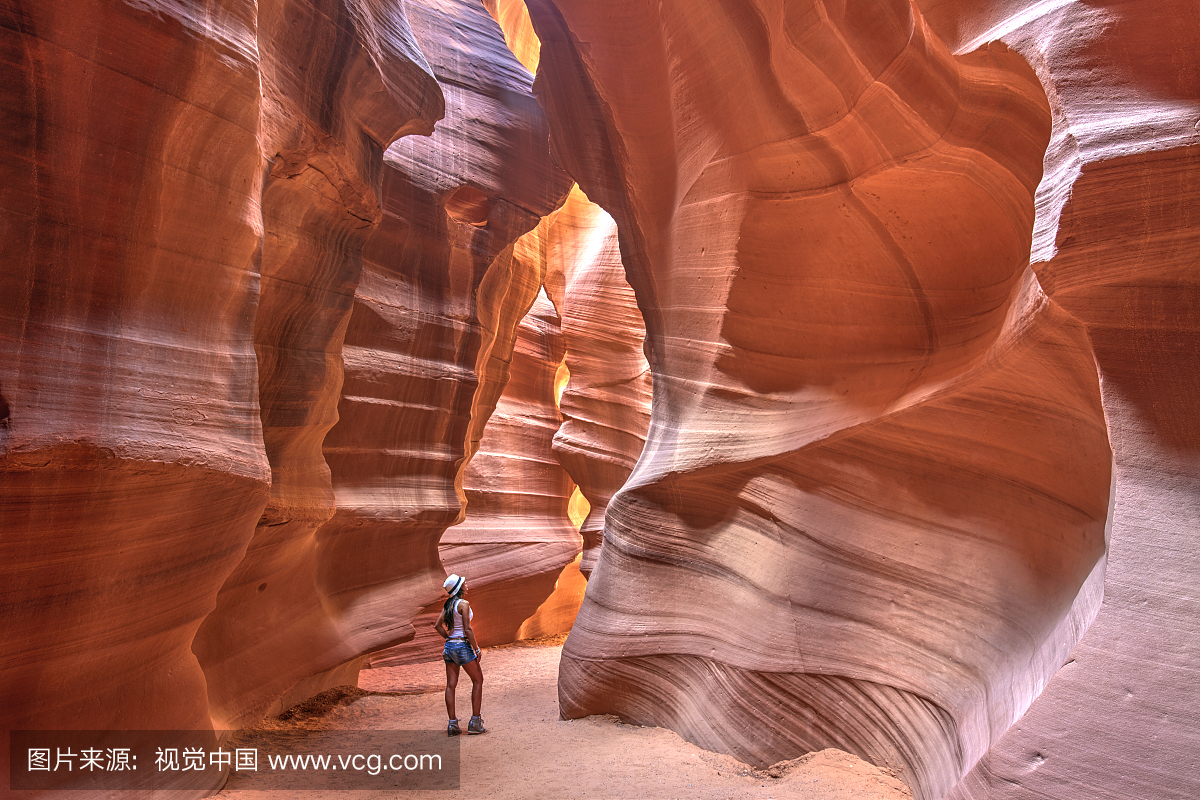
[2,0,1199,799]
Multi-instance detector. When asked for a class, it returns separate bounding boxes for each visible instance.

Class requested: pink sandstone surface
[543,186,653,576]
[2,1,1198,799]
[363,176,651,666]
[438,289,580,646]
[2,0,434,773]
[1,0,568,758]
[909,7,1200,796]
[364,287,583,667]
[193,0,571,728]
[521,0,1173,798]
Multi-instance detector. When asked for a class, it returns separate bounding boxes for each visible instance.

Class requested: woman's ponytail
[442,585,464,629]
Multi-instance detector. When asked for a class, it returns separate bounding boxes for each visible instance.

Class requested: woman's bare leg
[445,662,460,719]
[462,657,484,717]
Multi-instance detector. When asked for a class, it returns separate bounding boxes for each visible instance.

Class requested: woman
[434,573,486,736]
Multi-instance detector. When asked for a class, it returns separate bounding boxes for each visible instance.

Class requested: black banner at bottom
[9,729,459,791]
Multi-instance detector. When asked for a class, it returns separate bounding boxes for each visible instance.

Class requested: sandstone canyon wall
[190,0,571,729]
[543,186,653,576]
[363,179,653,666]
[2,1,1198,799]
[916,3,1200,799]
[1,0,435,765]
[435,289,580,646]
[364,286,583,668]
[1,0,570,761]
[522,1,1168,798]
[193,0,571,728]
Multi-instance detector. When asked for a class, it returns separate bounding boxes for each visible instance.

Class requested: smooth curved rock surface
[543,186,652,576]
[192,0,444,730]
[483,0,541,73]
[904,3,1200,798]
[365,288,582,667]
[0,0,437,754]
[193,0,570,727]
[916,0,1200,264]
[948,147,1200,800]
[4,2,1197,800]
[0,0,570,750]
[526,1,1113,797]
[440,289,580,646]
[515,553,588,640]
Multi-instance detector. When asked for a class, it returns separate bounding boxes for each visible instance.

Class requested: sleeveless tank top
[449,600,473,639]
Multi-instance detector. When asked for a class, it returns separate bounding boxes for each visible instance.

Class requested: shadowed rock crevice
[192,0,445,731]
[285,0,572,683]
[1,0,274,759]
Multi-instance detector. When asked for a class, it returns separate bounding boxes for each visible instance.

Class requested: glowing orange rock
[527,1,1113,797]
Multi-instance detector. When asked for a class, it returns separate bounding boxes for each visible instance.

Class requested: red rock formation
[365,287,581,667]
[516,553,588,640]
[193,0,570,727]
[901,4,1200,799]
[527,1,1113,797]
[440,289,580,646]
[0,0,433,763]
[483,0,541,73]
[949,147,1200,800]
[190,0,446,730]
[543,186,652,575]
[5,2,1196,799]
[0,0,568,752]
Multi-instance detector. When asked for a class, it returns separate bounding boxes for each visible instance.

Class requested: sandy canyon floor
[212,636,912,800]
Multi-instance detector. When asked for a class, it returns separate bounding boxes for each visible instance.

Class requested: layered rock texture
[524,0,1195,798]
[544,186,653,575]
[194,0,572,727]
[365,287,583,667]
[918,3,1200,799]
[1,0,569,754]
[2,0,433,759]
[949,143,1200,800]
[436,289,580,645]
[364,179,653,665]
[3,1,1198,799]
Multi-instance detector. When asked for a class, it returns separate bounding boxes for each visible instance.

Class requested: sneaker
[447,719,461,737]
[467,715,487,735]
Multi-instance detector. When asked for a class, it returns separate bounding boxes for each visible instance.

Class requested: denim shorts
[443,640,477,665]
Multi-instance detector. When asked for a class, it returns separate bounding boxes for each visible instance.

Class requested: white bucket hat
[443,574,466,595]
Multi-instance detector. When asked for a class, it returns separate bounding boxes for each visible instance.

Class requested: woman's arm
[459,600,481,657]
[433,612,448,640]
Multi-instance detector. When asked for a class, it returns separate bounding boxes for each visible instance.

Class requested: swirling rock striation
[4,3,1195,800]
[903,3,1200,799]
[0,0,570,752]
[542,186,652,576]
[367,176,648,666]
[0,0,435,757]
[437,289,580,646]
[192,0,444,729]
[297,0,571,683]
[947,147,1200,800]
[527,1,1113,797]
[195,0,570,726]
[366,287,581,667]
